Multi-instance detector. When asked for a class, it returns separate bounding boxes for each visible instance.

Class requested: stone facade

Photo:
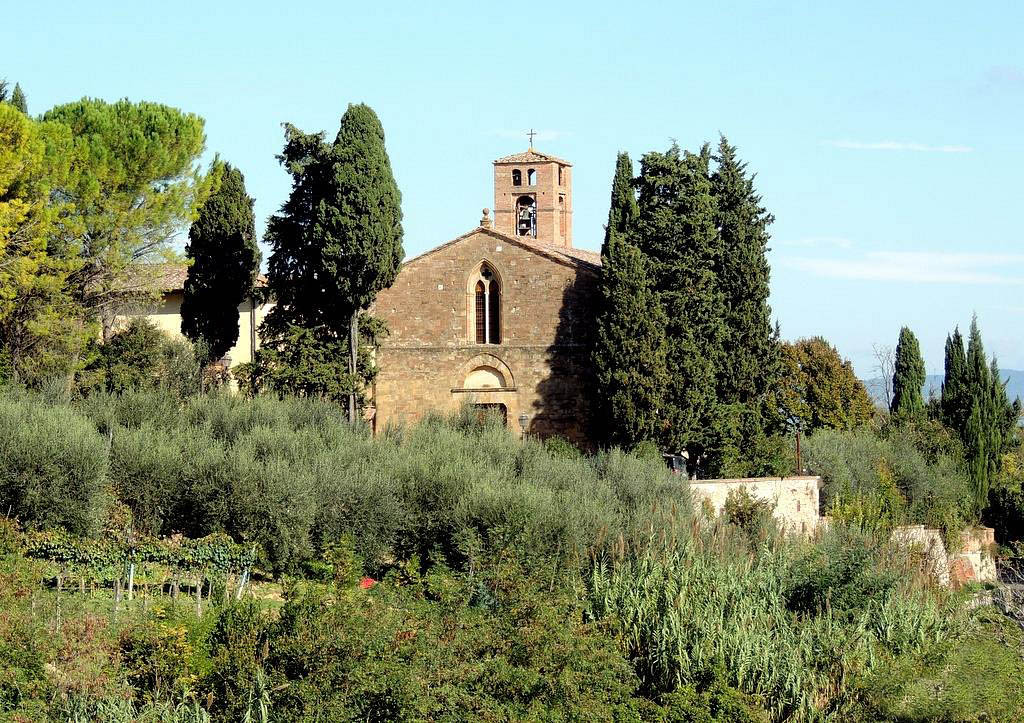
[371,223,599,445]
[688,476,823,535]
[371,147,599,445]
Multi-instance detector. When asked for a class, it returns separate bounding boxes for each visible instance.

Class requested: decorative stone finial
[480,207,492,228]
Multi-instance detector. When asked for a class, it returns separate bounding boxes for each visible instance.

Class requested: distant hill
[864,369,1024,408]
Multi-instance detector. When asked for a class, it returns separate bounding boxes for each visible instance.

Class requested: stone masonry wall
[371,227,598,446]
[689,476,823,535]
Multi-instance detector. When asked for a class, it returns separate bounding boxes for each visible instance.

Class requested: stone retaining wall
[688,476,822,535]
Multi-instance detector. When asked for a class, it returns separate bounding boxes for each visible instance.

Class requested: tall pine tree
[181,162,260,363]
[323,104,404,422]
[593,152,667,448]
[940,327,969,430]
[711,136,778,406]
[600,152,638,257]
[890,326,926,420]
[634,144,727,477]
[10,83,26,114]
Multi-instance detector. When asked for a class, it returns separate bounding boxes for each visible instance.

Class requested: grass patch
[884,607,1024,721]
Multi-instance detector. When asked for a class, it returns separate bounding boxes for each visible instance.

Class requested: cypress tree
[601,152,638,256]
[593,236,668,449]
[323,103,404,422]
[940,317,1021,515]
[711,136,777,407]
[593,151,667,448]
[940,327,969,431]
[10,83,26,114]
[711,137,783,473]
[261,105,403,422]
[634,144,727,477]
[890,326,926,420]
[181,162,260,363]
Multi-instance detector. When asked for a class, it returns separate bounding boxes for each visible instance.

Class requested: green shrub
[803,427,971,538]
[783,526,899,618]
[0,397,109,535]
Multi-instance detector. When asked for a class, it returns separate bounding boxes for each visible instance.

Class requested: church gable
[372,147,597,448]
[373,225,598,350]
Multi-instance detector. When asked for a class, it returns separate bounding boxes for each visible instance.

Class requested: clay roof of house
[145,263,267,292]
[493,148,572,166]
[156,263,190,291]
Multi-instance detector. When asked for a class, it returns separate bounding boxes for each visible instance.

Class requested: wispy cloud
[785,251,1024,284]
[983,65,1024,90]
[491,128,567,143]
[824,140,973,153]
[776,236,853,249]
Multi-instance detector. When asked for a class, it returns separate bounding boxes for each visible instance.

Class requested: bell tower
[492,145,573,248]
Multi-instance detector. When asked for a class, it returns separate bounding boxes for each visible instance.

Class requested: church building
[371,148,601,446]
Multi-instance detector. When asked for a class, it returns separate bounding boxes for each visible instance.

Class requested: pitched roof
[147,263,268,292]
[402,226,600,271]
[493,148,572,166]
[535,243,601,269]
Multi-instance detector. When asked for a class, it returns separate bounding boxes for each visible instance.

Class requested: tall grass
[586,524,968,720]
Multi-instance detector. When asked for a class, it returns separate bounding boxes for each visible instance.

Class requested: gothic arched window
[512,169,522,186]
[473,265,501,344]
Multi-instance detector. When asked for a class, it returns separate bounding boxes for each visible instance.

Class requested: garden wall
[689,476,823,535]
[890,524,998,588]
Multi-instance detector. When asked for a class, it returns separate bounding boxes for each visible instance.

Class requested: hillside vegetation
[1,388,1018,721]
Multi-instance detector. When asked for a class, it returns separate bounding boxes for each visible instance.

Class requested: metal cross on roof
[527,128,536,147]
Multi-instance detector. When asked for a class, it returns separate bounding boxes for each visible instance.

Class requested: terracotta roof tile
[493,148,572,166]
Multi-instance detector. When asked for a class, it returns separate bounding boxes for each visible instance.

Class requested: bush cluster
[0,388,688,577]
[0,387,994,720]
[801,424,971,542]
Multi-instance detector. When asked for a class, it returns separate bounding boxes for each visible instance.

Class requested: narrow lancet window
[473,265,501,344]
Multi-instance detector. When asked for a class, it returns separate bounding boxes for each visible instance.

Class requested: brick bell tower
[492,141,573,248]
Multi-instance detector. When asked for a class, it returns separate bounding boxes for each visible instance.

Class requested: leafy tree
[0,105,85,383]
[891,326,926,421]
[239,316,384,407]
[262,105,403,421]
[180,162,260,363]
[42,99,211,340]
[780,337,873,432]
[634,144,727,476]
[83,318,164,393]
[10,83,26,114]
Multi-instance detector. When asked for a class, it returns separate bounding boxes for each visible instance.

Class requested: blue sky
[7,1,1023,377]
